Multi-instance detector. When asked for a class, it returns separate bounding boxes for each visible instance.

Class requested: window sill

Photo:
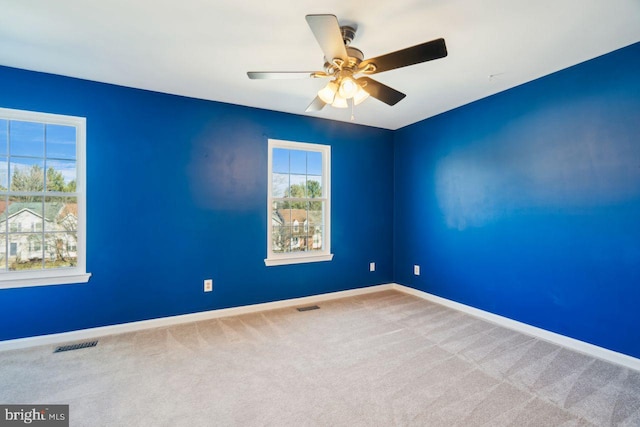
[0,272,92,290]
[265,253,334,267]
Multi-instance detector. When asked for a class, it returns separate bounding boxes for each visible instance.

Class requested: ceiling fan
[247,14,447,112]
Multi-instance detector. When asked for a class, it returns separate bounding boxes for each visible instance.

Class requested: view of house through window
[0,108,85,283]
[267,139,332,266]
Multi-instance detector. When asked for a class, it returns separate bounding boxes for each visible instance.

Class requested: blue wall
[3,41,640,360]
[0,66,394,341]
[394,42,640,358]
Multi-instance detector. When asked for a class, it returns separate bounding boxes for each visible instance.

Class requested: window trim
[0,107,91,289]
[265,139,333,266]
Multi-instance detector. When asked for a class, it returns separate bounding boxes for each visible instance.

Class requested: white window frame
[0,107,91,289]
[266,139,333,266]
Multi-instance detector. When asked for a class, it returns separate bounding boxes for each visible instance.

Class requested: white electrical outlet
[369,262,375,272]
[204,279,213,292]
[414,265,420,276]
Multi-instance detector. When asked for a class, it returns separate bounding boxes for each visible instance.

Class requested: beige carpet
[1,290,639,426]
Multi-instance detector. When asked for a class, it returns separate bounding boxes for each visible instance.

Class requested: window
[266,139,332,266]
[0,107,90,289]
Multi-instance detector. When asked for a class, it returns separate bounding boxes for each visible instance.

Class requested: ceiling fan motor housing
[347,46,364,62]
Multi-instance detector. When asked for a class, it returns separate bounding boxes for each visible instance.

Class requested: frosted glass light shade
[338,77,358,99]
[318,82,338,104]
[331,95,348,108]
[353,86,370,105]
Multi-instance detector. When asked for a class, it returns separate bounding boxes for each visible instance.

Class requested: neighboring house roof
[276,209,322,227]
[1,202,77,223]
[272,210,284,226]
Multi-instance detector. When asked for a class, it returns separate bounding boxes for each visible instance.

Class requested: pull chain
[350,98,355,121]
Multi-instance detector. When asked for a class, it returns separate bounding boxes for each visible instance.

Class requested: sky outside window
[272,148,323,198]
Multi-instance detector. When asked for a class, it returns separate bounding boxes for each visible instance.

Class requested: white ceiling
[1,0,639,130]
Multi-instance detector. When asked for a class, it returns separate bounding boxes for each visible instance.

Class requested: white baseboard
[2,282,639,373]
[0,284,394,352]
[390,283,640,372]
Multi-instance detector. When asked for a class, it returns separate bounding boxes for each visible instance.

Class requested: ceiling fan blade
[247,71,320,80]
[360,38,447,74]
[305,96,327,112]
[305,14,348,63]
[357,77,406,106]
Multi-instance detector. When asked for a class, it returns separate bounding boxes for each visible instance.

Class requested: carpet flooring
[1,290,639,426]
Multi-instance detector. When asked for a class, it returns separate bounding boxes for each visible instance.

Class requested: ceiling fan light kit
[317,75,369,107]
[247,14,447,114]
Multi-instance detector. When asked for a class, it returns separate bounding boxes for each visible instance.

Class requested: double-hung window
[0,107,90,288]
[266,139,332,266]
